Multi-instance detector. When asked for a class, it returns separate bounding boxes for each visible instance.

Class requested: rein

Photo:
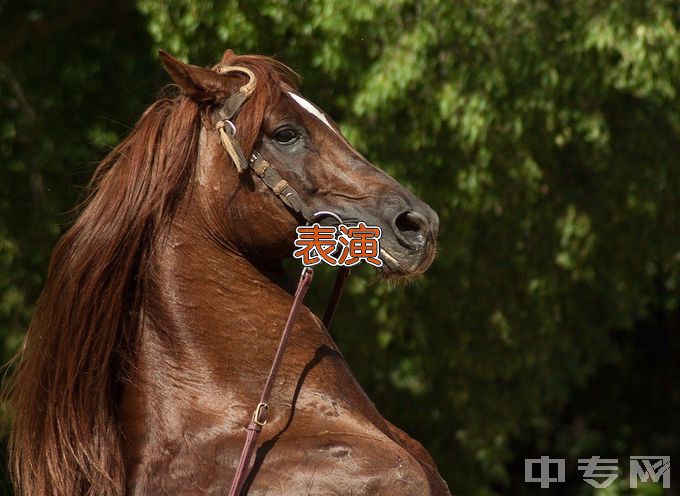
[212,65,351,496]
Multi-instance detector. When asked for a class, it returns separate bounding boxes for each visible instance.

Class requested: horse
[6,49,451,495]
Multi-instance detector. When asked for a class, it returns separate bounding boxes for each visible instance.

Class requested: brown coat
[7,51,450,496]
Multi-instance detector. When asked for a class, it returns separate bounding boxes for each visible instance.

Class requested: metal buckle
[252,402,269,426]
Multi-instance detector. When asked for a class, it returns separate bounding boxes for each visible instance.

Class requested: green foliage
[0,1,162,357]
[1,1,678,494]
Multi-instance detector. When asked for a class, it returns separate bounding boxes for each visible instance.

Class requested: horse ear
[220,49,236,64]
[159,50,224,102]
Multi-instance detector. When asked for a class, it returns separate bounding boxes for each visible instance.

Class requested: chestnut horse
[7,50,450,495]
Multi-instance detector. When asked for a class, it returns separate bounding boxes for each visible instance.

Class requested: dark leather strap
[215,102,314,223]
[322,266,351,329]
[228,267,314,496]
[227,266,350,495]
[250,152,315,223]
[219,92,249,121]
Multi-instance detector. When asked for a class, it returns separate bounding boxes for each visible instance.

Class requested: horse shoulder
[247,432,432,495]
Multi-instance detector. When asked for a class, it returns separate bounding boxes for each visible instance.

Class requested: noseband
[212,65,351,496]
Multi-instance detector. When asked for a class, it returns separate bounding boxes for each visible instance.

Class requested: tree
[0,3,162,489]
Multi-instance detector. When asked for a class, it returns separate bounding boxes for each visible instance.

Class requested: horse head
[161,50,438,276]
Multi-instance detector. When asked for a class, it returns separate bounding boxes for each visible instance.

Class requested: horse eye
[273,128,299,145]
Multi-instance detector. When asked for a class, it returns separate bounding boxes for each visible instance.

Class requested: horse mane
[5,53,298,496]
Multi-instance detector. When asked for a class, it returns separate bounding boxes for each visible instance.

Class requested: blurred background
[1,1,678,494]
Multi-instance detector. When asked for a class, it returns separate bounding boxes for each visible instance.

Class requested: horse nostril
[393,210,428,248]
[395,211,425,234]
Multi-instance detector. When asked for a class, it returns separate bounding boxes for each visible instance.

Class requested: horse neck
[142,216,302,379]
[122,199,333,432]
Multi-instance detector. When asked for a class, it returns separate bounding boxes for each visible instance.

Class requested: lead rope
[215,65,351,495]
[228,266,349,496]
[227,266,314,496]
[322,266,351,329]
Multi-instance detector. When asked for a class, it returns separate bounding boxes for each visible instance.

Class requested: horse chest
[241,435,434,496]
[128,426,435,495]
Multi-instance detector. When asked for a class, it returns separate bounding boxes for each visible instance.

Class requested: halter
[213,65,351,496]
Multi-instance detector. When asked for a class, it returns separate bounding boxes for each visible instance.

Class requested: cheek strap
[212,66,313,223]
[249,152,314,223]
[213,65,256,173]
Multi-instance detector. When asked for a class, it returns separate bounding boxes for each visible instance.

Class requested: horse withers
[7,50,450,495]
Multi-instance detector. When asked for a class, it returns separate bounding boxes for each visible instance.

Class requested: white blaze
[287,91,336,132]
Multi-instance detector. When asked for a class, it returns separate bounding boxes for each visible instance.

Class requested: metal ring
[310,211,344,226]
[224,119,236,136]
